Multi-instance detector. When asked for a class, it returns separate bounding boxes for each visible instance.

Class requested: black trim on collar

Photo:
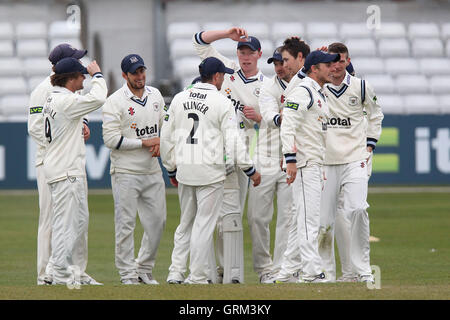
[327,84,348,98]
[277,76,287,90]
[237,70,258,84]
[131,96,148,106]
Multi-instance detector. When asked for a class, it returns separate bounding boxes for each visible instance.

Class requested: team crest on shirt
[153,102,159,111]
[349,96,358,106]
[253,88,260,97]
[128,107,135,116]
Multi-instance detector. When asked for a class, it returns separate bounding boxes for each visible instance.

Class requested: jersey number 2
[45,118,52,143]
[186,113,199,144]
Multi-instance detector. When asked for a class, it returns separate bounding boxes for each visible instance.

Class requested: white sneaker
[138,273,159,285]
[358,274,375,283]
[336,275,358,283]
[275,271,301,284]
[259,273,275,284]
[121,278,140,285]
[167,272,185,284]
[80,275,103,285]
[297,272,327,283]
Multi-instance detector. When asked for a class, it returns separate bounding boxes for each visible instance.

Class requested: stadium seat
[202,22,233,32]
[408,23,440,39]
[23,58,52,77]
[167,22,200,42]
[0,77,28,95]
[446,40,450,57]
[429,76,450,94]
[340,23,372,39]
[0,22,14,40]
[17,39,48,58]
[374,22,406,39]
[28,75,47,92]
[441,23,450,41]
[173,56,201,78]
[238,22,269,40]
[0,58,24,76]
[438,94,450,113]
[309,38,341,51]
[378,38,410,57]
[403,95,440,114]
[0,94,29,116]
[350,58,384,75]
[49,38,83,53]
[260,39,274,57]
[271,22,304,42]
[418,58,450,76]
[345,38,377,57]
[376,94,405,114]
[211,38,238,57]
[384,58,419,75]
[395,75,429,94]
[48,20,80,39]
[307,22,338,39]
[363,74,395,94]
[170,39,197,59]
[0,40,14,57]
[412,38,444,57]
[15,22,47,40]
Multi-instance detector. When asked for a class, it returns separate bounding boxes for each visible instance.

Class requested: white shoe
[275,271,301,284]
[259,273,275,284]
[336,275,358,283]
[183,276,210,284]
[167,272,185,284]
[138,273,159,285]
[121,278,140,285]
[297,272,327,283]
[358,274,375,283]
[80,275,103,285]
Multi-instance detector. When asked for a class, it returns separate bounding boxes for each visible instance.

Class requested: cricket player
[281,50,340,283]
[246,46,295,283]
[102,54,166,285]
[318,43,384,283]
[28,43,97,285]
[192,27,265,281]
[161,57,261,284]
[43,57,106,285]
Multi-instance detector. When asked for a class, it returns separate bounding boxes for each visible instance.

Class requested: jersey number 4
[186,113,199,144]
[45,117,52,143]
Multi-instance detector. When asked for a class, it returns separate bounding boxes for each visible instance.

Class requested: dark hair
[281,37,310,60]
[50,72,82,87]
[328,42,349,57]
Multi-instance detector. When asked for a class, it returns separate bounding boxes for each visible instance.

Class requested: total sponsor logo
[327,117,352,128]
[227,94,244,113]
[132,123,158,137]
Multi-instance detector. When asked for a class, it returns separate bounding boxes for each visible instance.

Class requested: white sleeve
[363,80,384,150]
[259,81,281,129]
[64,75,107,119]
[160,96,177,175]
[102,96,142,151]
[27,91,46,148]
[192,32,238,70]
[280,87,311,163]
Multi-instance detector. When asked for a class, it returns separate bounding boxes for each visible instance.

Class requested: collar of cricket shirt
[303,76,323,94]
[52,85,74,95]
[326,70,351,98]
[123,83,150,106]
[237,69,264,84]
[193,82,217,91]
[276,76,288,90]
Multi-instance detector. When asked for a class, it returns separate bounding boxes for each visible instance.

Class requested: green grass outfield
[0,189,449,300]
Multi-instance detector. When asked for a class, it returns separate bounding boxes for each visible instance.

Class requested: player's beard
[128,79,145,90]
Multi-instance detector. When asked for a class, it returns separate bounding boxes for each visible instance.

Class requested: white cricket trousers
[292,164,324,279]
[49,176,89,284]
[247,170,292,276]
[112,172,166,281]
[319,161,372,281]
[170,181,223,283]
[36,165,54,284]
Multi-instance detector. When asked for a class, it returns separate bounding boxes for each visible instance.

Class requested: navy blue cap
[303,50,340,72]
[54,57,88,74]
[121,54,146,74]
[237,36,261,51]
[199,57,234,77]
[191,76,202,84]
[346,62,355,75]
[49,43,87,65]
[267,47,283,64]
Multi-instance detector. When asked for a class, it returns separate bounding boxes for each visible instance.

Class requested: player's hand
[83,123,90,142]
[169,177,178,187]
[142,137,160,149]
[250,171,261,187]
[227,27,248,42]
[243,106,262,122]
[286,163,297,185]
[149,144,160,157]
[87,60,101,76]
[317,46,328,52]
